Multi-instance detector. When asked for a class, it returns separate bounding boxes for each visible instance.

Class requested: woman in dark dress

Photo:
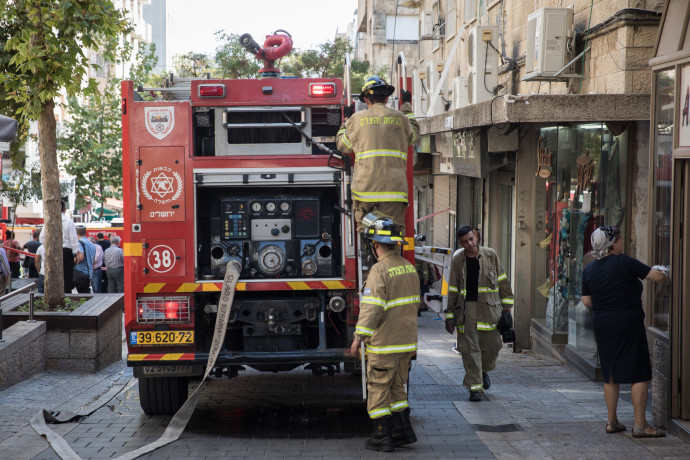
[582,226,668,437]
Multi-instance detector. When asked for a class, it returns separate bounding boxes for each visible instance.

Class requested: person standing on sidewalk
[582,226,668,437]
[104,235,124,293]
[336,76,418,234]
[445,225,514,401]
[22,230,41,278]
[350,213,419,452]
[89,236,104,293]
[74,227,96,293]
[39,201,80,293]
[3,230,21,278]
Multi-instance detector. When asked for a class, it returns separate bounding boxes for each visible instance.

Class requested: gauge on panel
[266,202,276,212]
[280,201,290,212]
[251,202,262,213]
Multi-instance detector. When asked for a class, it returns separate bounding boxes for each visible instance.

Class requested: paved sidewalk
[1,313,689,459]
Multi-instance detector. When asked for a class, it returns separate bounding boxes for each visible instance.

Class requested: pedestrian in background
[104,235,124,293]
[3,230,21,278]
[350,213,419,452]
[22,229,41,278]
[582,226,668,437]
[0,245,10,293]
[89,236,104,293]
[40,201,80,293]
[445,225,514,401]
[95,232,110,292]
[74,227,95,293]
[34,243,45,293]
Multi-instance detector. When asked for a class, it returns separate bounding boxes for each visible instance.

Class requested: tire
[138,376,189,415]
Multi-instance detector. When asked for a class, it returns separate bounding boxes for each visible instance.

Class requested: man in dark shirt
[95,233,111,292]
[22,229,42,278]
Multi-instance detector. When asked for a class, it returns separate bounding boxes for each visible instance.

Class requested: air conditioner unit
[426,60,446,117]
[467,25,499,105]
[412,67,426,117]
[452,76,469,110]
[421,11,435,37]
[523,7,573,80]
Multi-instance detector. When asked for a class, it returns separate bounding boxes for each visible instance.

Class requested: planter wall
[1,294,123,373]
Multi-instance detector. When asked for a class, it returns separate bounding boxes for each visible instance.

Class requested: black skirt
[592,308,652,384]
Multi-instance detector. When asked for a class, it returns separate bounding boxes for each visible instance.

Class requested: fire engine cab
[121,31,414,415]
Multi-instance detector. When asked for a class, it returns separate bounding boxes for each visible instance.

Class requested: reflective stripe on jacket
[336,102,419,203]
[354,249,420,354]
[445,246,514,329]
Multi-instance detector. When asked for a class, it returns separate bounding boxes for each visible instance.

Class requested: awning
[91,207,119,221]
[0,114,18,142]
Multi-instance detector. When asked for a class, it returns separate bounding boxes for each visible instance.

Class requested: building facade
[355,0,688,434]
[648,0,690,438]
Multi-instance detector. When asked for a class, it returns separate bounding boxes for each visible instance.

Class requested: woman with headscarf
[582,226,668,438]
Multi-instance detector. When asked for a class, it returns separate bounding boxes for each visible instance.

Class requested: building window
[386,15,418,43]
[651,69,674,331]
[535,124,629,368]
[432,1,443,51]
[446,0,456,41]
[90,53,106,78]
[464,0,477,23]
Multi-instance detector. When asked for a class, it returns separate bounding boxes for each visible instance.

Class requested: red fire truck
[121,32,415,415]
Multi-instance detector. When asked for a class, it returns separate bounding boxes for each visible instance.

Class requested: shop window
[651,69,674,331]
[534,124,629,367]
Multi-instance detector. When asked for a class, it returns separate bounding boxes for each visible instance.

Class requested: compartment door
[138,146,185,222]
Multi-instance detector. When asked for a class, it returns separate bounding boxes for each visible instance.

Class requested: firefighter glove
[445,320,455,334]
[343,103,355,119]
[400,90,412,103]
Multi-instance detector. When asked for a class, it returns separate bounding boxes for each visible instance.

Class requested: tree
[59,43,157,218]
[213,31,260,79]
[0,0,129,307]
[172,51,212,78]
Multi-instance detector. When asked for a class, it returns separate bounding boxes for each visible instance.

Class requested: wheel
[138,376,188,415]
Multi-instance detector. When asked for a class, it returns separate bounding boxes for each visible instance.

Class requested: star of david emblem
[149,172,175,198]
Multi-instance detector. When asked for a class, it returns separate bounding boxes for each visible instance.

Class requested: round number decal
[147,245,176,273]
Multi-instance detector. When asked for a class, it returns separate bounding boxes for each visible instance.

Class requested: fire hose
[30,260,242,460]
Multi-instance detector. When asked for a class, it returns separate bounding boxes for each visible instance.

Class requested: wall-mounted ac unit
[412,67,426,117]
[523,7,573,80]
[466,25,499,105]
[452,76,469,110]
[426,60,446,117]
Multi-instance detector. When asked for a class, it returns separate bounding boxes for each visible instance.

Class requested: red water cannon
[239,30,293,78]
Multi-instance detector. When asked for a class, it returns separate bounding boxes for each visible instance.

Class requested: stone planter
[1,293,123,373]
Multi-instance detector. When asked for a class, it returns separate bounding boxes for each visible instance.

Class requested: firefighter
[350,212,420,452]
[336,76,419,234]
[445,225,514,401]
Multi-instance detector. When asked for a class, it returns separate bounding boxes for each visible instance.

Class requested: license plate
[129,330,194,346]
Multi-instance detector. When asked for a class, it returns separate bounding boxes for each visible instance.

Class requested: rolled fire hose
[31,260,242,460]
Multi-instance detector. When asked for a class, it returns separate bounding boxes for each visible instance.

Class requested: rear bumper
[127,348,355,367]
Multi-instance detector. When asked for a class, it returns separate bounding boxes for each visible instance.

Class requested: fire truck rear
[121,32,415,415]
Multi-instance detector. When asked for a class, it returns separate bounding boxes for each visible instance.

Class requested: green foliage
[19,296,87,312]
[213,31,260,79]
[0,0,130,123]
[0,167,42,209]
[172,51,213,78]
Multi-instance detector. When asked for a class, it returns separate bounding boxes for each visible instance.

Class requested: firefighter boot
[392,408,417,446]
[365,415,394,452]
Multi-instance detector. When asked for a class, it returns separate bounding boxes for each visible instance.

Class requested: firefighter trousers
[366,352,413,419]
[456,301,502,393]
[354,201,406,235]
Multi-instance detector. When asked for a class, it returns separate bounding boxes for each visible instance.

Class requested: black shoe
[469,391,482,402]
[482,372,490,390]
[391,408,417,447]
[365,415,395,452]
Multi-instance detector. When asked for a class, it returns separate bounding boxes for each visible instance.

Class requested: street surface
[1,313,689,459]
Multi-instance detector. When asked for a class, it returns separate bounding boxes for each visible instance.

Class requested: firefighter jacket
[354,249,420,355]
[445,247,514,331]
[336,102,419,204]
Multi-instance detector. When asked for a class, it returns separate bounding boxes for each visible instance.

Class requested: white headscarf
[590,226,618,260]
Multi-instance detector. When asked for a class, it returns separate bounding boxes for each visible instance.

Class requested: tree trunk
[38,99,65,308]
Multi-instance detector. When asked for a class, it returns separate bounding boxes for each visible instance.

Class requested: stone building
[353,0,687,432]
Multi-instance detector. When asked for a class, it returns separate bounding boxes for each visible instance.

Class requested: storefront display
[534,124,629,367]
